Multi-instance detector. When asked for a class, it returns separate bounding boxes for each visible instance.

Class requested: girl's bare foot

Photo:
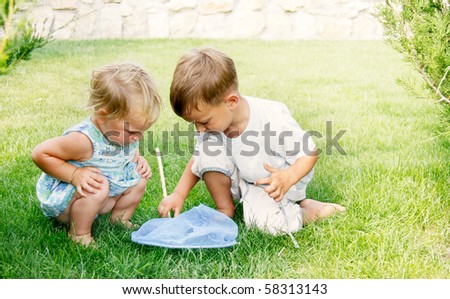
[119,220,140,229]
[68,232,96,247]
[111,218,140,229]
[300,199,346,225]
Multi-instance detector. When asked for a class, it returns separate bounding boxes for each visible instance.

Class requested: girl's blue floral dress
[36,118,141,217]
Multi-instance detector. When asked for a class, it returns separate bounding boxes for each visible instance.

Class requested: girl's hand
[157,192,185,218]
[133,155,152,179]
[70,166,104,198]
[255,163,296,202]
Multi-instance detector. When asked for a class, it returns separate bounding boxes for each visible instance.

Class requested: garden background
[0,0,449,279]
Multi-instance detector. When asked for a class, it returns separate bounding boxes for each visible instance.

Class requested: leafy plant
[0,0,49,74]
[377,0,450,105]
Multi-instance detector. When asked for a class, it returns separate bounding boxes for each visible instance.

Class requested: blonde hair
[88,63,161,125]
[170,47,238,117]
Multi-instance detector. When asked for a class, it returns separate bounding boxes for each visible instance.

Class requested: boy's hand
[71,166,104,198]
[133,155,152,179]
[157,192,184,218]
[255,163,296,202]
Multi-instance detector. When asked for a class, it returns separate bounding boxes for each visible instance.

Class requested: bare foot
[300,198,346,225]
[68,232,96,247]
[112,219,140,230]
[121,220,140,229]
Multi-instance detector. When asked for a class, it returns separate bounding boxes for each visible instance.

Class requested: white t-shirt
[195,96,316,200]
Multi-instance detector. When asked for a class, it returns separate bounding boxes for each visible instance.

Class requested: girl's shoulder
[61,131,94,161]
[63,117,104,143]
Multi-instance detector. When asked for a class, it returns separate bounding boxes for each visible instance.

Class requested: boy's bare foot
[300,198,346,225]
[68,232,96,247]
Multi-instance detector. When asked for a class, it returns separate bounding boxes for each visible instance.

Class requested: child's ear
[93,108,109,124]
[224,94,239,109]
[95,108,109,118]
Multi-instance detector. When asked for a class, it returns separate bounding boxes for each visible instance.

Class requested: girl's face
[96,112,151,146]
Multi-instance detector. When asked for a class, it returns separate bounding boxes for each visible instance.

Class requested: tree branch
[418,67,450,104]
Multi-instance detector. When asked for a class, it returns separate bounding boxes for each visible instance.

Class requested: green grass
[0,39,449,278]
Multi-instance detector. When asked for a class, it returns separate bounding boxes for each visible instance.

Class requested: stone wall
[30,0,385,40]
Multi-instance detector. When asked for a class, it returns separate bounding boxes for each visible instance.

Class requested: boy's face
[183,101,234,135]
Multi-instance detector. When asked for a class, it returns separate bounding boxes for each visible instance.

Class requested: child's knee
[88,178,110,205]
[136,177,148,190]
[127,178,147,196]
[118,178,147,207]
[133,178,147,202]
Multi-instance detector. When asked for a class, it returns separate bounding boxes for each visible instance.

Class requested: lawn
[0,39,448,278]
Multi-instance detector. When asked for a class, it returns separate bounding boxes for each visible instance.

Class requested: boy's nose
[195,123,206,132]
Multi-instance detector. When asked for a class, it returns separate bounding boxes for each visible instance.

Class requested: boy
[158,47,344,235]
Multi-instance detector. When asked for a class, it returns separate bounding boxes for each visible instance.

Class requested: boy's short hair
[88,63,161,125]
[170,47,238,117]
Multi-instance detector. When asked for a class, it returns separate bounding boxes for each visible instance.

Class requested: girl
[32,63,161,246]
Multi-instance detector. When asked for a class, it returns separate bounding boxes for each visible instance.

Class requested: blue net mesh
[131,204,238,248]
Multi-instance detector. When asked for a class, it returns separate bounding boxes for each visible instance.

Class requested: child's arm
[31,132,104,197]
[255,149,318,202]
[157,157,199,217]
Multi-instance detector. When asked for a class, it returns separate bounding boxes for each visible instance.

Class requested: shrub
[0,0,49,74]
[377,0,450,105]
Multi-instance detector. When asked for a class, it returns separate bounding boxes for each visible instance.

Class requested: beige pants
[192,149,306,235]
